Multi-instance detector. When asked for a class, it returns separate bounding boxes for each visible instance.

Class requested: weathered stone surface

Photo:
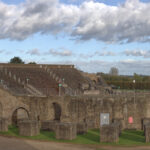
[86,119,95,129]
[100,123,119,143]
[55,122,76,140]
[142,118,150,131]
[1,73,150,133]
[19,120,39,136]
[0,118,8,132]
[145,124,150,142]
[112,118,123,136]
[41,120,58,131]
[77,122,87,134]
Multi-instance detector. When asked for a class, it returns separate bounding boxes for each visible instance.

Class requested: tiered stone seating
[0,64,90,96]
[49,68,89,91]
[0,70,29,95]
[6,67,59,96]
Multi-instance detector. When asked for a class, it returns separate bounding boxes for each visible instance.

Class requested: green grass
[0,126,150,146]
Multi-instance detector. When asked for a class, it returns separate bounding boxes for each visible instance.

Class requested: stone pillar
[55,122,76,140]
[145,124,150,142]
[13,75,16,81]
[19,120,40,136]
[53,74,56,79]
[112,118,124,136]
[55,77,59,82]
[18,78,21,84]
[0,118,8,132]
[100,123,119,143]
[9,72,11,77]
[142,118,150,131]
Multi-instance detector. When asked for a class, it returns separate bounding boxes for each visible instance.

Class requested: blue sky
[0,0,150,75]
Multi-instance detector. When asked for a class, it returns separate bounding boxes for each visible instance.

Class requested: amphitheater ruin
[0,63,150,142]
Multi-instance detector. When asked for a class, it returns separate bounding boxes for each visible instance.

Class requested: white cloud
[37,59,150,75]
[123,49,150,58]
[0,0,149,43]
[98,51,116,56]
[26,48,41,55]
[74,59,150,75]
[47,48,73,56]
[0,49,5,53]
[72,0,150,43]
[79,50,116,59]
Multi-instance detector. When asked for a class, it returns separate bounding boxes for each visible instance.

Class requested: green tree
[133,73,142,82]
[109,67,119,76]
[9,57,24,64]
[28,62,36,64]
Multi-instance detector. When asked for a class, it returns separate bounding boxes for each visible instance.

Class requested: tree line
[100,73,150,90]
[9,56,36,64]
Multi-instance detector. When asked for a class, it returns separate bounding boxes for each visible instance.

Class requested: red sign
[128,117,133,124]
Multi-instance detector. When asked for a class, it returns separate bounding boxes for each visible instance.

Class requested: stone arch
[52,102,61,121]
[11,107,30,126]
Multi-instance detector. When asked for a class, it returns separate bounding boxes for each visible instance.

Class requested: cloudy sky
[0,0,150,75]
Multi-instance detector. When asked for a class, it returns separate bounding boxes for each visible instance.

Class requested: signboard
[100,113,110,126]
[128,116,133,124]
[59,84,62,87]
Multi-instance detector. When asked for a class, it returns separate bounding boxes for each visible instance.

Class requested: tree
[28,62,36,64]
[9,57,24,64]
[133,73,142,82]
[109,67,119,76]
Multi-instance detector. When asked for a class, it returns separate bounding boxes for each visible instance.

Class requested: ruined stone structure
[19,120,40,136]
[0,63,150,141]
[55,122,77,140]
[100,123,119,142]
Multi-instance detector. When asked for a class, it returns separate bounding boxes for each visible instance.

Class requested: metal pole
[133,80,136,105]
[59,83,62,96]
[59,86,61,96]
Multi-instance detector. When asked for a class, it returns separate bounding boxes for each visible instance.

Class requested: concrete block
[100,123,119,143]
[0,118,8,132]
[142,118,150,130]
[112,118,123,136]
[55,122,76,140]
[41,120,58,131]
[145,124,150,142]
[19,120,40,136]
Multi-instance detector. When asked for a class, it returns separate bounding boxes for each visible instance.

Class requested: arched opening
[12,107,29,126]
[52,103,61,121]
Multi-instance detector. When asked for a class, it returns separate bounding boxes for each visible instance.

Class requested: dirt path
[0,136,94,150]
[1,136,150,150]
[96,146,150,150]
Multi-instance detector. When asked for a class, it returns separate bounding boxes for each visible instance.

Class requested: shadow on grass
[79,129,99,143]
[120,130,145,144]
[9,125,19,135]
[39,130,55,140]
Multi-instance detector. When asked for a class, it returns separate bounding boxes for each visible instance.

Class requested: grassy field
[0,126,149,146]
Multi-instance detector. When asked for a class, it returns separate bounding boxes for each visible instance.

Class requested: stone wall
[0,87,150,131]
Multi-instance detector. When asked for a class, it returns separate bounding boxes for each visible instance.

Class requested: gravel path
[1,136,150,150]
[0,136,94,150]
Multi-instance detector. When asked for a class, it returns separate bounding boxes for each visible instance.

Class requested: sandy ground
[0,136,94,150]
[1,136,150,150]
